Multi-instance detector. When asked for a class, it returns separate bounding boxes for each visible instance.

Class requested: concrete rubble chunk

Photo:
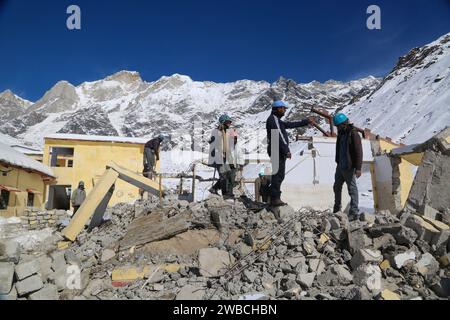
[297,272,316,288]
[36,256,52,281]
[369,223,402,238]
[432,230,450,249]
[373,234,396,250]
[15,260,40,281]
[346,228,366,254]
[405,214,440,244]
[243,270,258,283]
[0,285,17,300]
[331,265,353,284]
[308,259,325,275]
[64,250,82,267]
[379,289,400,300]
[198,248,235,277]
[28,284,59,300]
[415,253,439,278]
[0,240,21,264]
[101,249,116,263]
[353,264,382,293]
[16,274,44,296]
[176,284,205,300]
[350,249,383,270]
[0,262,15,295]
[51,251,67,272]
[393,251,416,269]
[394,226,418,246]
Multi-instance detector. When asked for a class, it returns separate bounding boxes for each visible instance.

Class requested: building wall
[0,164,46,217]
[43,139,158,208]
[376,139,418,212]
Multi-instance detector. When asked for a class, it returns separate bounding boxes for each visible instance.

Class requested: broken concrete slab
[369,223,402,238]
[0,262,14,295]
[243,270,258,283]
[101,249,116,263]
[16,274,44,296]
[346,228,366,254]
[28,284,59,300]
[308,259,325,275]
[350,249,383,270]
[405,215,440,244]
[198,248,235,277]
[331,265,353,284]
[51,251,67,272]
[175,284,205,300]
[15,260,40,281]
[36,255,52,282]
[0,240,21,264]
[0,285,17,300]
[297,272,316,288]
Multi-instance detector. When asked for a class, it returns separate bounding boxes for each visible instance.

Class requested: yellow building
[43,134,157,210]
[0,142,55,217]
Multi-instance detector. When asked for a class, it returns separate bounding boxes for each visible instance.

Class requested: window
[27,192,35,207]
[0,190,10,210]
[49,147,74,167]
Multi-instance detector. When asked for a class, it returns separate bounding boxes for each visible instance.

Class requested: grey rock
[176,285,205,300]
[36,255,52,281]
[16,274,44,296]
[308,259,325,275]
[100,249,116,263]
[297,272,316,288]
[346,228,366,254]
[353,264,382,293]
[331,265,353,284]
[0,240,21,264]
[394,226,418,246]
[28,284,59,300]
[415,253,439,278]
[373,234,396,250]
[329,217,341,230]
[51,251,67,272]
[369,223,402,238]
[350,249,383,270]
[198,248,234,278]
[243,270,258,283]
[15,260,40,281]
[0,262,15,294]
[65,250,82,267]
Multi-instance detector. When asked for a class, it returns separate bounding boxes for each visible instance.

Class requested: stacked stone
[20,209,67,230]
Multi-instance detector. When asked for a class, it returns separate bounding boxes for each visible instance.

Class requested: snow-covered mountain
[342,32,450,144]
[1,32,449,149]
[0,90,33,121]
[0,72,379,148]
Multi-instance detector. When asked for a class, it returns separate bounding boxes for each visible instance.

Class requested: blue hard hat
[219,114,232,124]
[272,100,288,108]
[333,113,349,126]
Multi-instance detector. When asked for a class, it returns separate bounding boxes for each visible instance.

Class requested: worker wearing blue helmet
[332,113,363,219]
[266,100,314,207]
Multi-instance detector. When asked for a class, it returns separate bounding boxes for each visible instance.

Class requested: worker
[71,181,86,214]
[255,168,271,203]
[208,114,238,200]
[266,100,314,206]
[143,134,168,179]
[332,113,363,220]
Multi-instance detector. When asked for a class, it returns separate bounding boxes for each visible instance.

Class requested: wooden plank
[120,211,190,250]
[107,161,162,197]
[62,169,119,241]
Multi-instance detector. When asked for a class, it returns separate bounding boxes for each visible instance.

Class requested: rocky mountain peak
[104,70,143,84]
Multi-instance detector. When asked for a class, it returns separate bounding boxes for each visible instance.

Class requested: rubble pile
[20,208,68,230]
[1,192,449,300]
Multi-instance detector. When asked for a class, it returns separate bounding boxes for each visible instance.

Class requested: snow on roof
[45,133,148,144]
[0,141,54,178]
[10,145,43,155]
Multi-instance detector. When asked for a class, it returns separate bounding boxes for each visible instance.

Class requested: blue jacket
[266,111,309,157]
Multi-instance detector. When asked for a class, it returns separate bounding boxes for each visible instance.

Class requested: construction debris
[0,161,449,300]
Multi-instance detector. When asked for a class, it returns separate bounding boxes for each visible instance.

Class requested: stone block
[16,274,44,296]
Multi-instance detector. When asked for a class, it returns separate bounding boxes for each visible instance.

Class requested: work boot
[271,199,287,207]
[333,205,341,213]
[208,187,219,195]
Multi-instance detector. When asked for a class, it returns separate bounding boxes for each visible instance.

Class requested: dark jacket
[266,112,309,157]
[335,125,363,171]
[145,138,162,159]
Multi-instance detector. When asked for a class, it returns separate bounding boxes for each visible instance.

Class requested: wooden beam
[107,161,162,197]
[62,168,119,241]
[119,210,190,250]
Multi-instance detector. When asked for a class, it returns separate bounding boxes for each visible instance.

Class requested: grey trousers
[333,166,359,215]
[144,148,156,174]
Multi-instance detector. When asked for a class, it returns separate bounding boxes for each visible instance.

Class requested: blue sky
[0,0,449,101]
